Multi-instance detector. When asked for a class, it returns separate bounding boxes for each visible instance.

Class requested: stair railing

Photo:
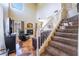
[39,9,62,55]
[38,16,53,49]
[38,10,61,48]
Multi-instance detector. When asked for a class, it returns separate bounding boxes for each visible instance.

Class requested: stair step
[62,19,78,24]
[62,15,78,22]
[63,19,78,23]
[61,21,78,26]
[57,29,78,33]
[52,36,78,47]
[50,41,77,56]
[55,32,78,39]
[65,25,78,29]
[46,46,69,56]
[59,25,78,30]
[45,53,52,56]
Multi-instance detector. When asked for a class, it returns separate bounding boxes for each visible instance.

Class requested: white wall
[36,3,61,19]
[67,4,78,18]
[2,4,9,36]
[68,9,77,18]
[0,4,9,36]
[36,3,61,29]
[0,5,6,55]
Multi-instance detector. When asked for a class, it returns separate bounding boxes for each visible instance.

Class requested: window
[12,3,23,10]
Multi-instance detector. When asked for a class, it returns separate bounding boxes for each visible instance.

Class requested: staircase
[41,15,78,56]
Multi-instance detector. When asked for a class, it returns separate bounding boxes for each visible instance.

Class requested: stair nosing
[46,46,69,56]
[57,29,78,31]
[53,36,77,41]
[57,29,78,34]
[52,36,77,46]
[50,41,77,52]
[56,32,78,35]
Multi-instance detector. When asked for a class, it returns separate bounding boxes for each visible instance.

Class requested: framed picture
[27,23,33,28]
